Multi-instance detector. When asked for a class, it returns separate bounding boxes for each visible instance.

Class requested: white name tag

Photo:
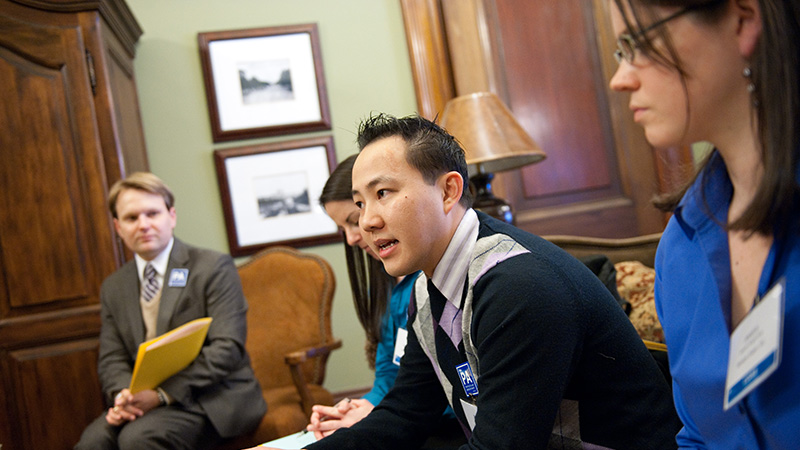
[393,328,408,366]
[724,278,785,410]
[459,398,478,431]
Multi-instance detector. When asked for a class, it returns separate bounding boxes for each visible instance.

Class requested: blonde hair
[108,172,175,219]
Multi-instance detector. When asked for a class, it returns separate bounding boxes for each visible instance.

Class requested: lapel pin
[168,269,188,287]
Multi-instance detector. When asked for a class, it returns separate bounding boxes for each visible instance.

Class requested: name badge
[393,328,408,366]
[456,361,479,397]
[724,278,785,410]
[459,398,478,431]
[168,268,189,287]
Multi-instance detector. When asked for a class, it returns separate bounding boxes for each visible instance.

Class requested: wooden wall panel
[9,339,103,449]
[400,0,691,238]
[441,0,491,95]
[495,0,616,199]
[84,10,148,180]
[0,357,10,446]
[400,0,455,119]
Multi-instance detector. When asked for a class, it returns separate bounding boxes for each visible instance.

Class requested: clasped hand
[306,398,374,439]
[105,388,161,426]
[242,398,375,449]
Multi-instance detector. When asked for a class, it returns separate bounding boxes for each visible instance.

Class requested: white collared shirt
[134,237,174,291]
[430,209,479,309]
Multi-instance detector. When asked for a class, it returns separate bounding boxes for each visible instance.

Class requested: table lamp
[440,92,546,225]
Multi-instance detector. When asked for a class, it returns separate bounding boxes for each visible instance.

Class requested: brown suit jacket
[97,238,266,438]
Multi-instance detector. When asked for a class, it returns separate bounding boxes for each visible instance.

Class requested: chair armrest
[284,339,343,415]
[543,233,662,267]
[284,339,343,366]
[643,339,667,352]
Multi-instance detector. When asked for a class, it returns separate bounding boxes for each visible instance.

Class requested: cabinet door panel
[496,1,614,198]
[7,339,103,449]
[0,9,110,313]
[0,1,144,449]
[491,0,634,236]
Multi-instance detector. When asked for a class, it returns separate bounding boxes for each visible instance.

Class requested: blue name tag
[168,268,189,287]
[456,361,478,397]
[727,351,776,403]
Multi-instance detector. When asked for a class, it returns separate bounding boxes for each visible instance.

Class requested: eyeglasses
[613,2,722,65]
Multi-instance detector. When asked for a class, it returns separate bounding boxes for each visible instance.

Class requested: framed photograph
[198,24,331,142]
[213,136,341,256]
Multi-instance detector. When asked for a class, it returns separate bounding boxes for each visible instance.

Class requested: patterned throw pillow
[614,261,664,343]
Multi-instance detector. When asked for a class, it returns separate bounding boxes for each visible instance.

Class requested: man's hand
[306,398,374,439]
[104,388,160,425]
[105,389,141,425]
[129,389,162,413]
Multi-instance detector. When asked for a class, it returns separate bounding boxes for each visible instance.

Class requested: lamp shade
[440,92,546,176]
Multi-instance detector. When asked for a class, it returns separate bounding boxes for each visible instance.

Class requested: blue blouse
[362,272,418,405]
[655,152,800,449]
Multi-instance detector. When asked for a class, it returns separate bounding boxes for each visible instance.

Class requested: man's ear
[113,218,121,235]
[441,171,464,214]
[734,0,761,58]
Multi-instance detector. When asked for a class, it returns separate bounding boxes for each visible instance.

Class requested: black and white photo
[199,24,331,142]
[213,136,339,256]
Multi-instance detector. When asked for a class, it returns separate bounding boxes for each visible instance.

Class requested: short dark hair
[108,172,175,219]
[357,113,473,208]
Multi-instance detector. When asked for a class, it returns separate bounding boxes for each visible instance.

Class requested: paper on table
[261,430,317,448]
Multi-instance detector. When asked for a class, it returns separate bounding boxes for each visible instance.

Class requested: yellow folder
[129,317,212,394]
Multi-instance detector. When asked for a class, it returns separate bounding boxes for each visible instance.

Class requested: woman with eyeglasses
[308,155,463,447]
[608,0,799,448]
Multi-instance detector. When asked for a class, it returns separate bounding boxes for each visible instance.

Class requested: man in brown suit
[76,172,266,450]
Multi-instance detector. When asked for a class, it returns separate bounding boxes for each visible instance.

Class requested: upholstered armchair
[218,246,342,449]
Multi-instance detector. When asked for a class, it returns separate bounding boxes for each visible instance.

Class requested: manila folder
[129,317,212,394]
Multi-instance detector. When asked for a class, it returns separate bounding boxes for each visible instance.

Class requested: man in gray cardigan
[76,172,265,450]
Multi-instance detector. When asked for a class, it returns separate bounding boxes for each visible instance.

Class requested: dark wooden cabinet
[0,0,146,447]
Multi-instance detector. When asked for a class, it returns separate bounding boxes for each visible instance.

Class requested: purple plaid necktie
[142,263,159,302]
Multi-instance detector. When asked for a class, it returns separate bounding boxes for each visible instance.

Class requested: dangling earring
[743,66,758,107]
[743,67,755,92]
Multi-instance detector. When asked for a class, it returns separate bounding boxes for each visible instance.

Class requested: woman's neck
[714,116,762,224]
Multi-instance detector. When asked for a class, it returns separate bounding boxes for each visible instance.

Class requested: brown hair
[615,0,800,235]
[319,155,395,368]
[108,172,175,219]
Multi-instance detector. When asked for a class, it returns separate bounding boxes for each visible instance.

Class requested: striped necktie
[142,263,159,302]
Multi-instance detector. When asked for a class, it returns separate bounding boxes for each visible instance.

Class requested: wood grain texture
[0,1,146,448]
[400,0,694,237]
[9,339,104,448]
[400,0,455,119]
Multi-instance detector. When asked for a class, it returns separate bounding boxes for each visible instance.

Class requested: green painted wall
[126,0,418,393]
